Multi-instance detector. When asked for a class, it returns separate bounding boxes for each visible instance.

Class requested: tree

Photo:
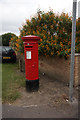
[0,36,2,46]
[9,10,80,59]
[19,10,72,59]
[1,33,18,46]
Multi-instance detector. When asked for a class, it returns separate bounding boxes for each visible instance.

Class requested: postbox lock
[32,64,35,68]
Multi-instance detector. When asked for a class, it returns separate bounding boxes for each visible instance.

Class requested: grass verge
[2,62,26,103]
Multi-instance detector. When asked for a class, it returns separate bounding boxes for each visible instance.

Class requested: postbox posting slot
[25,46,33,48]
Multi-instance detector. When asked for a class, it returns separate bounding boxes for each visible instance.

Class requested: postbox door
[25,47,38,80]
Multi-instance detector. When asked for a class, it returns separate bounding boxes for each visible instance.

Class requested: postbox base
[26,79,39,92]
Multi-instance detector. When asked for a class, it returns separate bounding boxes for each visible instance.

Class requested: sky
[0,0,80,36]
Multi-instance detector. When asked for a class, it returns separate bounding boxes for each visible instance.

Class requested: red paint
[22,35,40,80]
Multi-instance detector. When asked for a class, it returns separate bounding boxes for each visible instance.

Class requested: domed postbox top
[22,35,40,41]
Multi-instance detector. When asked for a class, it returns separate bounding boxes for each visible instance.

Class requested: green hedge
[10,10,80,59]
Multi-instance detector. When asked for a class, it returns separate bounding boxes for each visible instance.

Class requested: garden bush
[1,33,18,46]
[9,10,80,59]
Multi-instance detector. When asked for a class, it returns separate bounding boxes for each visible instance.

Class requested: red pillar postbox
[22,35,40,91]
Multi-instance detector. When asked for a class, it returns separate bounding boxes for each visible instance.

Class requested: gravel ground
[12,71,78,107]
[2,70,79,118]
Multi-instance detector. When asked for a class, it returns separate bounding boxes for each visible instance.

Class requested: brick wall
[17,52,80,86]
[39,56,70,85]
[39,54,80,86]
[74,54,80,86]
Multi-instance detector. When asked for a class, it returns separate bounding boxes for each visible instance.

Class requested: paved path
[2,101,78,118]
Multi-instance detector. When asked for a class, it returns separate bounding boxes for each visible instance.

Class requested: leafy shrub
[1,33,18,46]
[9,10,80,59]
